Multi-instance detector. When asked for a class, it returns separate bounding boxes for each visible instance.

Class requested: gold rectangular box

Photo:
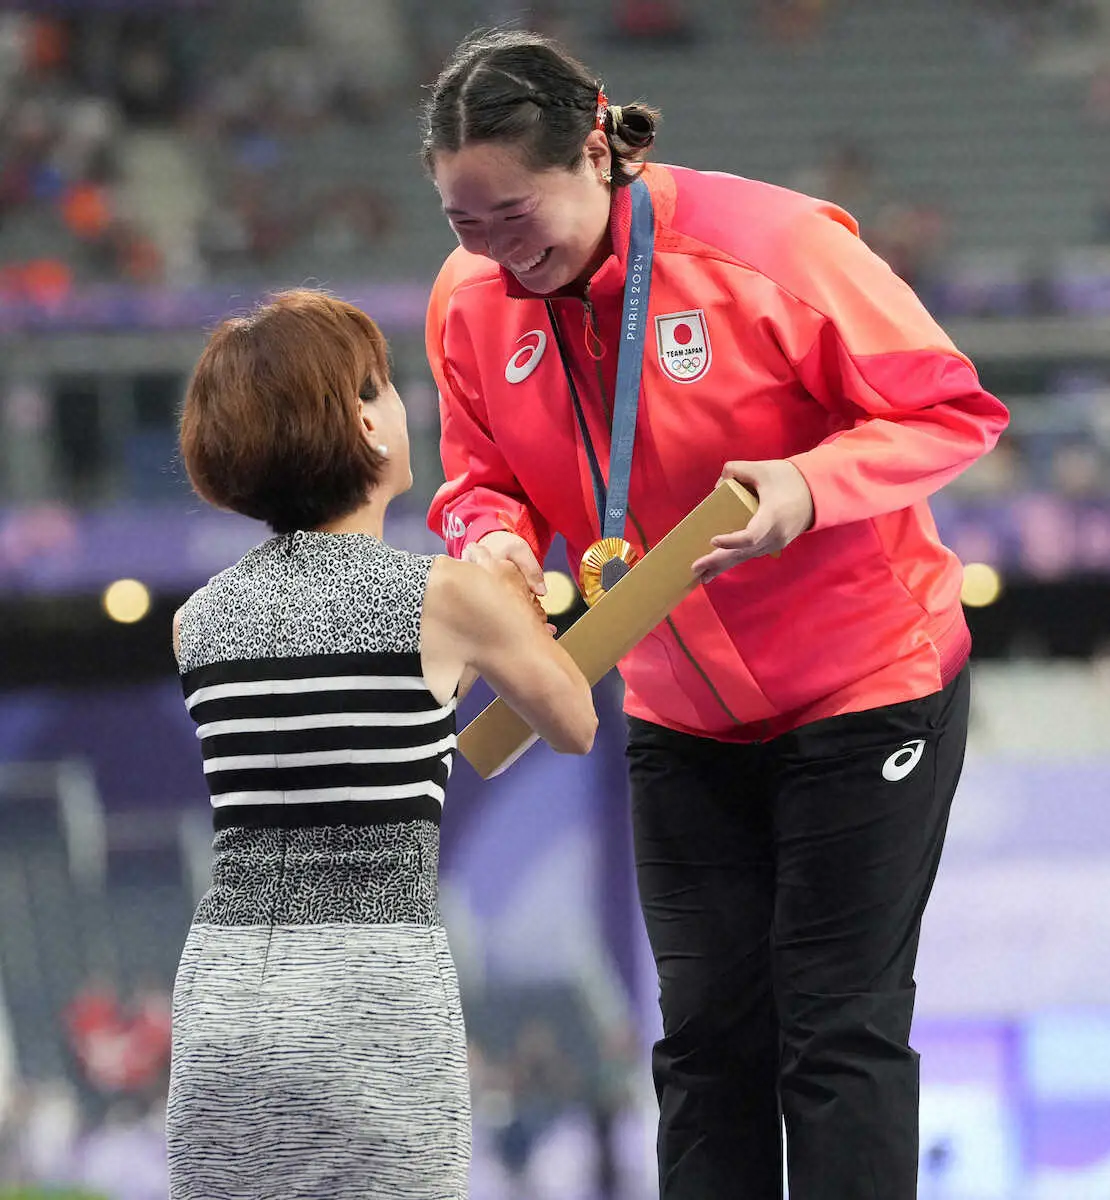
[458,479,758,778]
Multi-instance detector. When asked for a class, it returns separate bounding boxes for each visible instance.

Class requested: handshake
[462,532,553,632]
[457,479,760,777]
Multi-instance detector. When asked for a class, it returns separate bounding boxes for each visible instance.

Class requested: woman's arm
[421,555,597,756]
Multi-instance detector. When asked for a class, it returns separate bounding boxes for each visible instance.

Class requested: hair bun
[614,106,656,150]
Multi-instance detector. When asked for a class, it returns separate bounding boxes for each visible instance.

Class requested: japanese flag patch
[655,309,712,384]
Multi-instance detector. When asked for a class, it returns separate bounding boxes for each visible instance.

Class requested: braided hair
[421,29,659,188]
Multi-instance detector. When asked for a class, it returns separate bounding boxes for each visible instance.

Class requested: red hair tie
[595,87,609,131]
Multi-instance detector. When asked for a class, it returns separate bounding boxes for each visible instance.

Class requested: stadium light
[102,578,152,624]
[961,562,1003,608]
[539,570,580,617]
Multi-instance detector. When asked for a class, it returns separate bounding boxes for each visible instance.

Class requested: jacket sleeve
[772,211,1010,531]
[425,267,552,561]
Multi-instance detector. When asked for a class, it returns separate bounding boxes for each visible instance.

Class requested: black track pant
[627,667,970,1200]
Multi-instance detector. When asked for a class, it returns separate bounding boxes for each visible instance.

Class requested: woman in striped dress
[167,288,597,1199]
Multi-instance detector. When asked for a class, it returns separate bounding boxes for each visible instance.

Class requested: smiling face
[433,134,613,294]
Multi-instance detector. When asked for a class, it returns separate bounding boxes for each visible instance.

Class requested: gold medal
[579,537,639,607]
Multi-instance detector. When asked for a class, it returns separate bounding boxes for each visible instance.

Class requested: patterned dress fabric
[166,532,470,1199]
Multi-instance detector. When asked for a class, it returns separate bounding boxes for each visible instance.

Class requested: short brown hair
[180,289,390,533]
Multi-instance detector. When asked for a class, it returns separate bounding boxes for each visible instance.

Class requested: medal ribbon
[544,175,655,545]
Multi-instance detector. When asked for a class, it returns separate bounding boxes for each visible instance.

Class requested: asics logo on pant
[882,739,926,782]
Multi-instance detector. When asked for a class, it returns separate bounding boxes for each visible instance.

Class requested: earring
[376,443,389,458]
[600,168,612,184]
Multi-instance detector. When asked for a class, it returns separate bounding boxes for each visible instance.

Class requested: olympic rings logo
[669,356,703,375]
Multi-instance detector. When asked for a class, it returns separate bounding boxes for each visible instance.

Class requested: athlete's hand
[692,460,815,583]
[463,535,553,632]
[463,531,547,597]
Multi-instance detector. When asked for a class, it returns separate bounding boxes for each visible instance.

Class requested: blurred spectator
[25,14,70,77]
[1085,56,1110,121]
[1,1081,169,1197]
[112,17,185,123]
[64,978,125,1096]
[0,259,73,306]
[1050,439,1109,496]
[71,1095,169,1200]
[589,1023,641,1200]
[60,180,112,241]
[946,432,1031,499]
[465,1004,647,1199]
[0,97,65,215]
[0,13,167,286]
[792,139,950,291]
[98,217,164,284]
[302,0,413,105]
[869,197,951,294]
[611,0,695,42]
[492,1017,579,1186]
[305,184,394,257]
[1,5,411,287]
[760,0,830,45]
[974,0,1044,57]
[63,978,171,1123]
[974,0,1103,60]
[792,138,885,230]
[0,1078,82,1186]
[1092,173,1110,239]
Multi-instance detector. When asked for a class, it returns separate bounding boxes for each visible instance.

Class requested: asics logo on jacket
[505,330,547,383]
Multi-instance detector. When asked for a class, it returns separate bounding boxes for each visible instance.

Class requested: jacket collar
[501,163,673,302]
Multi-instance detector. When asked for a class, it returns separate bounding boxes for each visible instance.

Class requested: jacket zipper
[574,296,741,727]
[582,291,606,361]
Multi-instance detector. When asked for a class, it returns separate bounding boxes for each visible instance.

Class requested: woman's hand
[463,531,546,597]
[692,460,815,584]
[463,535,553,632]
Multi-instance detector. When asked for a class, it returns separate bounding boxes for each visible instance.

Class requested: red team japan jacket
[426,163,1009,741]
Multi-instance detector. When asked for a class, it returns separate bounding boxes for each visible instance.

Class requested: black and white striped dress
[167,531,470,1200]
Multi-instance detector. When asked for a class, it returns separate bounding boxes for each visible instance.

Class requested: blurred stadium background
[1,0,1109,1196]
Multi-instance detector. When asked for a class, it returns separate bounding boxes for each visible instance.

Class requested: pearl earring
[376,443,389,457]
